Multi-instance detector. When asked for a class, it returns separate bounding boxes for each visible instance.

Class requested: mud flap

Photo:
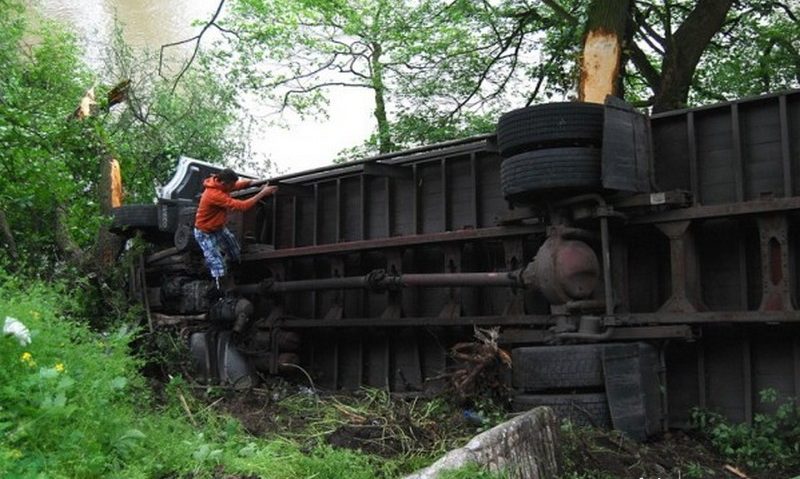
[216,331,254,389]
[189,332,216,384]
[602,343,663,440]
[190,330,255,389]
[602,96,653,193]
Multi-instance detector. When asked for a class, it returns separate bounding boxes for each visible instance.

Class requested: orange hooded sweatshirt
[194,177,257,232]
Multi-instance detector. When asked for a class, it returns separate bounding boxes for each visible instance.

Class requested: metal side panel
[602,96,653,193]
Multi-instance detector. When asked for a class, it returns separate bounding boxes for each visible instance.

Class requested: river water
[31,0,221,66]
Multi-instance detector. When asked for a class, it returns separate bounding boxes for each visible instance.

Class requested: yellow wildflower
[31,311,40,320]
[20,352,36,367]
[9,449,22,460]
[54,363,65,373]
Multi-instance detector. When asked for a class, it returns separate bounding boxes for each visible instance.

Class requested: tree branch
[629,42,663,92]
[159,0,226,94]
[541,0,579,25]
[281,82,370,109]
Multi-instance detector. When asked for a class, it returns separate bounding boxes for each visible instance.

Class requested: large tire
[512,344,606,392]
[500,147,601,200]
[512,393,612,428]
[174,224,196,252]
[496,102,604,157]
[110,205,158,233]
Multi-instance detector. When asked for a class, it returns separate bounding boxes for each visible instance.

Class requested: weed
[684,461,713,478]
[691,388,800,472]
[438,463,507,478]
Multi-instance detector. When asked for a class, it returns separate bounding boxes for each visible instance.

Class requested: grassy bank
[0,271,500,478]
[0,274,408,478]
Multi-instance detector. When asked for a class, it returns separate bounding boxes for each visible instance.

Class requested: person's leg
[193,228,226,287]
[217,227,242,292]
[218,227,241,264]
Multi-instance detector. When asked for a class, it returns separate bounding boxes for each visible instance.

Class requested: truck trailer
[111,90,800,440]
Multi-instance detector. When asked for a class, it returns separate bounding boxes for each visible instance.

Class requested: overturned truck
[113,90,800,440]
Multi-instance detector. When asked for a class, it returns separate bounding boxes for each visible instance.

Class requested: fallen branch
[151,312,208,327]
[723,464,750,479]
[177,390,198,427]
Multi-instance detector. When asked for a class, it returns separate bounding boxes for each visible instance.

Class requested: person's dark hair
[216,168,238,184]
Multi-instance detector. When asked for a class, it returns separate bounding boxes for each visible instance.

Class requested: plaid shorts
[193,227,241,279]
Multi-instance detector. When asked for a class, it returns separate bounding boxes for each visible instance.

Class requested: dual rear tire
[496,102,604,202]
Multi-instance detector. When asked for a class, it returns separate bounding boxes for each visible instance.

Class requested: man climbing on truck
[194,168,277,289]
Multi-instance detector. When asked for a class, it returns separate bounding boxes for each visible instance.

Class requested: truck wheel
[512,344,605,392]
[496,102,604,157]
[174,224,196,252]
[110,205,158,233]
[512,393,612,428]
[500,147,601,200]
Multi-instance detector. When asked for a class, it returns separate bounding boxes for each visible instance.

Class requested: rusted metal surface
[240,225,544,260]
[656,221,704,313]
[757,214,796,311]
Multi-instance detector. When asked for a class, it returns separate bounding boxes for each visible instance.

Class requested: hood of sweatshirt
[203,176,234,192]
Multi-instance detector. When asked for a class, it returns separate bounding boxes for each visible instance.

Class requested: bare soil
[560,426,797,479]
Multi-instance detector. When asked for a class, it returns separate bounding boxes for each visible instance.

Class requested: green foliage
[0,4,96,257]
[684,461,714,479]
[691,389,800,472]
[101,22,260,200]
[0,1,255,271]
[691,2,800,104]
[212,0,799,158]
[220,0,526,156]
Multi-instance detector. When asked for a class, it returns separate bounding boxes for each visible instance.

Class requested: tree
[484,0,798,112]
[628,0,736,112]
[217,0,530,155]
[0,1,252,272]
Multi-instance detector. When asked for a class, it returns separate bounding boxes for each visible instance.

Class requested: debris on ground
[449,327,511,401]
[213,380,476,460]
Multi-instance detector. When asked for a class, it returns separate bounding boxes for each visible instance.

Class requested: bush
[691,389,800,472]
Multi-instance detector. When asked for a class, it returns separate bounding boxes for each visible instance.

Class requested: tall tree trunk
[371,42,392,153]
[0,209,18,260]
[652,0,734,112]
[579,0,632,103]
[54,203,85,266]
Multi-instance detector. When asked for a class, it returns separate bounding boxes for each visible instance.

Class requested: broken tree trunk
[578,0,632,104]
[59,81,129,270]
[96,152,125,267]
